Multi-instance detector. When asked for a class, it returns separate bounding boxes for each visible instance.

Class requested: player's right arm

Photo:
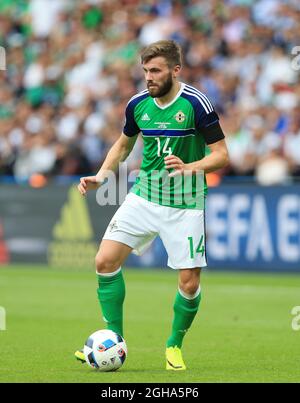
[78,93,142,196]
[77,133,138,195]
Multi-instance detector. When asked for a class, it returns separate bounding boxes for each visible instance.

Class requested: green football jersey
[123,83,221,209]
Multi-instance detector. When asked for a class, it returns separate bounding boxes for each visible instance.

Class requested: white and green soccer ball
[83,329,127,371]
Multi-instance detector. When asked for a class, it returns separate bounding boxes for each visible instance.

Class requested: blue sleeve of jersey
[194,101,225,144]
[123,101,140,137]
[181,89,224,144]
[194,102,219,130]
[181,89,219,130]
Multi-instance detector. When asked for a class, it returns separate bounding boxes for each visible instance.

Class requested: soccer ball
[83,329,127,371]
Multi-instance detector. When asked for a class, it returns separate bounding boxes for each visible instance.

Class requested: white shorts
[103,193,207,270]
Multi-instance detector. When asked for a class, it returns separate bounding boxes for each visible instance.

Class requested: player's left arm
[165,98,229,176]
[165,120,229,177]
[189,138,229,174]
[165,138,229,177]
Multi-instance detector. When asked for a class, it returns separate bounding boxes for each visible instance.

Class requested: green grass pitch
[0,265,300,383]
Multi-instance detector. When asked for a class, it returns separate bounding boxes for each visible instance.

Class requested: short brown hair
[141,40,182,68]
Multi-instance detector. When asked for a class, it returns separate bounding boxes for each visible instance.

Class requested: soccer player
[75,40,229,370]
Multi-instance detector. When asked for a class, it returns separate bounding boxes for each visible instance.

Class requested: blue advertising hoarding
[206,185,300,271]
[0,183,299,272]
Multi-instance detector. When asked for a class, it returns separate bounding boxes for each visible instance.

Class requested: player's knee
[179,279,200,296]
[95,253,120,274]
[179,269,200,296]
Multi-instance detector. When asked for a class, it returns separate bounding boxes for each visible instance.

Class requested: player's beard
[147,72,173,98]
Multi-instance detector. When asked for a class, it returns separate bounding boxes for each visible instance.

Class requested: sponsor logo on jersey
[141,113,150,121]
[155,121,171,129]
[175,111,185,123]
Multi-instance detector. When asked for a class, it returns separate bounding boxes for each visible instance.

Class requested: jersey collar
[153,82,185,110]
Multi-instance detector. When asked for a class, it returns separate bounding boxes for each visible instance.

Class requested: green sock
[166,289,201,348]
[97,269,125,337]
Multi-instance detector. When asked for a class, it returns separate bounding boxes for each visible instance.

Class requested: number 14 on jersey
[155,137,172,157]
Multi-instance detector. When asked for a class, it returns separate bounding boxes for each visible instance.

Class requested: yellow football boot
[74,349,86,364]
[166,346,186,370]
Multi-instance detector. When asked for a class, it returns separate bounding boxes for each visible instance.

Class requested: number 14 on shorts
[188,236,205,259]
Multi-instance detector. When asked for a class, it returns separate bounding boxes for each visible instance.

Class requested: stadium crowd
[0,0,300,185]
